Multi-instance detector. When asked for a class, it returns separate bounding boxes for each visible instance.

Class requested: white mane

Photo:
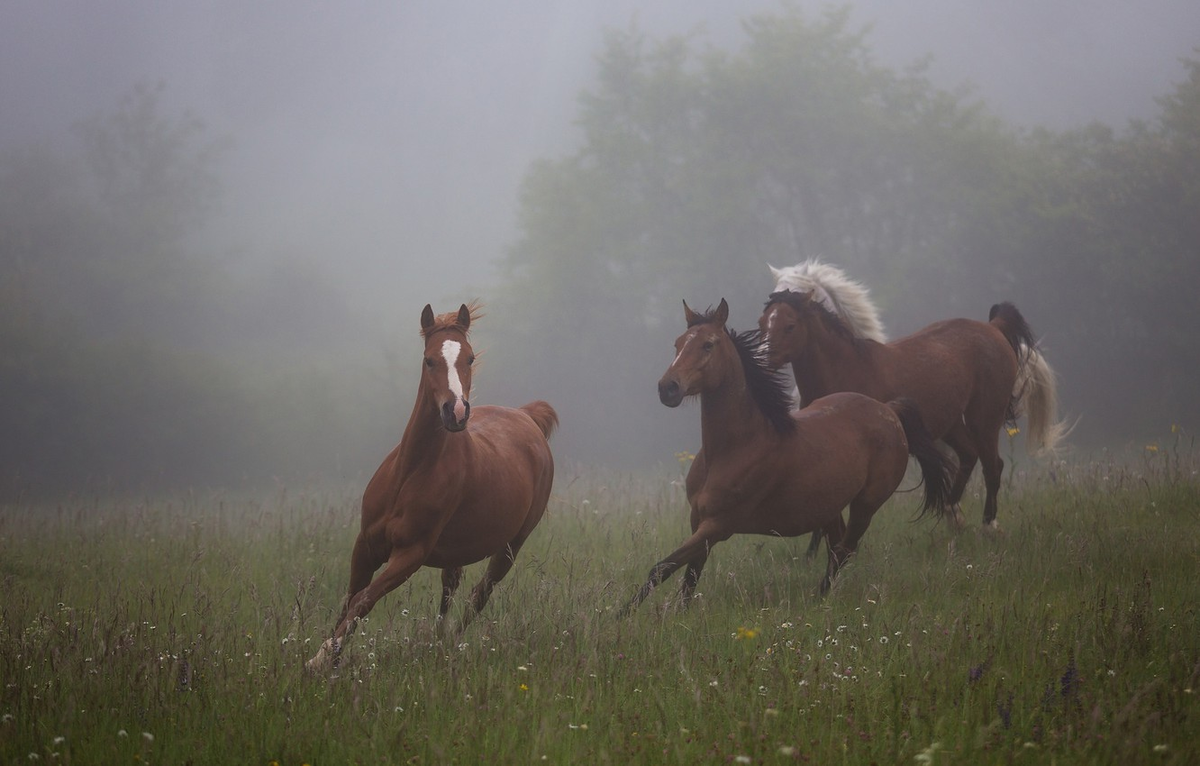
[769,259,888,342]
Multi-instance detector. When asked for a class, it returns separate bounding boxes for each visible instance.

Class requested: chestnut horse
[759,275,1067,532]
[307,303,557,671]
[623,299,954,613]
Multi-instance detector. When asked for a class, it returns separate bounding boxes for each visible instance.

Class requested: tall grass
[1,444,1198,764]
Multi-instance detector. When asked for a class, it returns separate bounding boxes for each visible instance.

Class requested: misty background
[3,1,1198,496]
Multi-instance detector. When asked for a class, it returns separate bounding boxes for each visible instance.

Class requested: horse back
[793,392,906,454]
[883,318,1018,436]
[733,392,909,530]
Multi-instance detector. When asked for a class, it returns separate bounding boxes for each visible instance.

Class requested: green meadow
[2,442,1198,765]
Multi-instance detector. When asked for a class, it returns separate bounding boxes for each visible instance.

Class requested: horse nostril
[658,379,681,405]
[442,399,470,431]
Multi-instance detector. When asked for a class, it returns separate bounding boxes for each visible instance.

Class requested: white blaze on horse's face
[763,306,779,356]
[441,339,469,423]
[442,340,464,397]
[760,305,793,367]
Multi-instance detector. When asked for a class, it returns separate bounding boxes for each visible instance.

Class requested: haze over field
[3,1,1198,490]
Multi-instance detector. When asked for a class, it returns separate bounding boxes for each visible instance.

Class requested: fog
[6,1,1195,316]
[3,1,1198,491]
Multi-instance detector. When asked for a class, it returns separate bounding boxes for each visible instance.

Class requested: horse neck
[791,322,881,401]
[699,369,775,459]
[395,377,460,474]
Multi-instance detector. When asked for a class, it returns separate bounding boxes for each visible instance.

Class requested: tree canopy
[488,6,1199,464]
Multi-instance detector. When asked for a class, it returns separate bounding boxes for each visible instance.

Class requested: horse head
[420,303,476,432]
[658,298,733,407]
[759,290,818,369]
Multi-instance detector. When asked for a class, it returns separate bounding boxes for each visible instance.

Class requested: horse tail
[1015,347,1071,454]
[889,398,956,520]
[988,302,1070,455]
[520,400,559,440]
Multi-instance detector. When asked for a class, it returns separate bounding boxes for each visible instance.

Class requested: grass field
[2,441,1198,765]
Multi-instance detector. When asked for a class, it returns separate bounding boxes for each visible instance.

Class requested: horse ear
[682,299,700,326]
[420,304,435,332]
[715,298,729,326]
[456,303,471,331]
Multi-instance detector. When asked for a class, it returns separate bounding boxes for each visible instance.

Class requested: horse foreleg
[332,533,385,631]
[621,524,729,616]
[307,545,428,672]
[679,549,711,606]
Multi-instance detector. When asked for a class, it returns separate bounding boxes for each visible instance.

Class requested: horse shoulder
[357,442,406,530]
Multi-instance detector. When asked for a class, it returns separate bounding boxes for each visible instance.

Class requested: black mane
[727,327,796,435]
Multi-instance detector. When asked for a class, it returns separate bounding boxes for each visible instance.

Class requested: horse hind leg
[458,543,522,636]
[822,497,881,595]
[804,530,824,559]
[966,402,1007,531]
[941,426,978,529]
[679,549,711,606]
[977,436,1005,532]
[819,513,848,595]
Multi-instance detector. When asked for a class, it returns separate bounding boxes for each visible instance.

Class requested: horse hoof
[305,639,337,673]
[981,520,1003,536]
[949,506,967,531]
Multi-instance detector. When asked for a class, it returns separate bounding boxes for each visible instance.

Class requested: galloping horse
[307,303,557,671]
[623,299,954,613]
[761,260,1068,532]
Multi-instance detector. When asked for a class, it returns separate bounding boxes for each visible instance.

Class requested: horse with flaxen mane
[622,299,955,613]
[761,260,1069,533]
[307,303,556,671]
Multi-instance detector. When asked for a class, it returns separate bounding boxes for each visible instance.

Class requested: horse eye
[702,341,714,351]
[424,358,434,368]
[467,355,475,366]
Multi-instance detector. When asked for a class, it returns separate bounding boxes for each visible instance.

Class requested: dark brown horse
[623,299,954,613]
[759,288,1067,532]
[307,303,557,671]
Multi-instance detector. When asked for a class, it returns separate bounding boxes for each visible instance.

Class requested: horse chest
[690,463,773,517]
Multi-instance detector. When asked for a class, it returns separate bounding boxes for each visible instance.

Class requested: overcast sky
[3,1,1198,320]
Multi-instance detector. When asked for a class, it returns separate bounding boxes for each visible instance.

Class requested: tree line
[4,7,1196,494]
[484,6,1199,464]
[0,84,395,496]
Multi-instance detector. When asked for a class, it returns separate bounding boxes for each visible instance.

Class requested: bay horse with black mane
[307,303,557,671]
[623,299,955,613]
[760,264,1068,532]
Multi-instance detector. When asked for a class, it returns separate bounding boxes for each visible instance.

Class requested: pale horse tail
[989,301,1072,456]
[1013,347,1072,455]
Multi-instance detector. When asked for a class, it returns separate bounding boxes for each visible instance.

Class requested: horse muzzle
[441,399,471,431]
[658,377,684,408]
